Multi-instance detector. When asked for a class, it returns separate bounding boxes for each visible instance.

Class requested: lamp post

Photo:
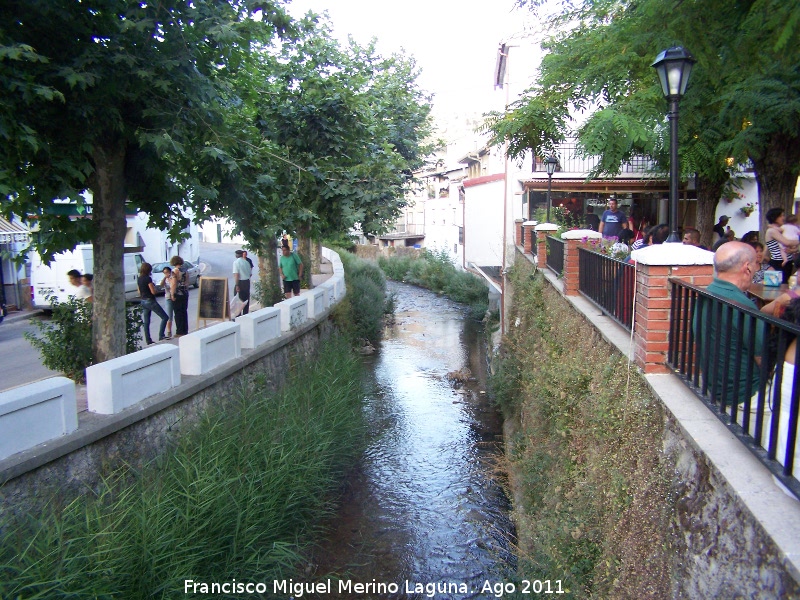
[545,154,559,223]
[652,46,696,243]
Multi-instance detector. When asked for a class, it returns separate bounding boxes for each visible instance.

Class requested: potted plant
[740,202,756,217]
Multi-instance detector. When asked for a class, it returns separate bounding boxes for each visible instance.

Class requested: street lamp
[652,46,696,243]
[544,154,559,223]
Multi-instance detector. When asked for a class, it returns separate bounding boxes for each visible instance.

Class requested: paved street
[0,241,259,392]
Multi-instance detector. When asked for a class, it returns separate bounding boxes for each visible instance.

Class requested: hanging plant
[740,202,756,217]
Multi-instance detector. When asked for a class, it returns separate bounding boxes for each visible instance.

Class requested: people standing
[66,269,92,301]
[170,255,190,336]
[81,273,94,302]
[584,205,601,231]
[598,198,625,240]
[160,266,174,338]
[765,208,798,284]
[233,249,252,315]
[137,262,169,344]
[713,215,729,241]
[278,245,304,299]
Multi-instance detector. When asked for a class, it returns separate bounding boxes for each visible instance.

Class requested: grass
[0,333,368,599]
[491,259,675,599]
[378,249,489,319]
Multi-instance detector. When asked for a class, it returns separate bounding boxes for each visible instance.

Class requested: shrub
[379,249,488,319]
[25,298,148,383]
[25,296,93,383]
[334,249,388,345]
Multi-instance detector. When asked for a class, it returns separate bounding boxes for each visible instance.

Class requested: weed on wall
[492,259,675,599]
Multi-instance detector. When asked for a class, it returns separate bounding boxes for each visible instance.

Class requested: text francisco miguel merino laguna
[185,579,476,597]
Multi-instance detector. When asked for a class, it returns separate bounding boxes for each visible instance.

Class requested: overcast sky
[285,0,533,119]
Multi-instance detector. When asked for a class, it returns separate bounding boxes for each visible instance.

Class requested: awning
[0,217,31,244]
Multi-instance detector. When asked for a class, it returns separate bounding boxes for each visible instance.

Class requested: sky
[285,0,539,122]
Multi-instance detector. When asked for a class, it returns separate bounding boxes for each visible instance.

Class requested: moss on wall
[492,260,675,599]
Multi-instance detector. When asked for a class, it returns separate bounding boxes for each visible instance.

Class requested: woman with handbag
[138,262,169,344]
[169,255,190,336]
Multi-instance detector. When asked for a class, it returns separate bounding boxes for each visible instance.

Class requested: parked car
[152,261,201,294]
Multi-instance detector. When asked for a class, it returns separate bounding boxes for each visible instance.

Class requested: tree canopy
[0,1,433,361]
[487,0,800,241]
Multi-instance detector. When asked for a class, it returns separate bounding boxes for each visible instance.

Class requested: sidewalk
[1,307,42,325]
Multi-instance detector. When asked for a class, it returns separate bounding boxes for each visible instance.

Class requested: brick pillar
[536,231,548,268]
[562,238,581,296]
[524,224,536,254]
[515,219,524,247]
[633,260,714,373]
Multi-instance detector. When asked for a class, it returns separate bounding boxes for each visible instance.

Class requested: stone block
[0,377,78,460]
[179,321,240,376]
[304,287,327,318]
[87,345,180,414]
[236,306,280,349]
[276,296,309,332]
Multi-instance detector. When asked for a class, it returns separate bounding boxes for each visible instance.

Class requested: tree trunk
[695,172,728,249]
[257,236,281,306]
[90,139,129,363]
[296,226,313,289]
[751,133,800,234]
[310,239,322,274]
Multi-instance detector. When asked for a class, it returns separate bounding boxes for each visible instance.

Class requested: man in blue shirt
[599,198,625,240]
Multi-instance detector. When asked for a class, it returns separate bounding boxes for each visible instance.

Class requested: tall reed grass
[0,334,367,599]
[378,249,488,319]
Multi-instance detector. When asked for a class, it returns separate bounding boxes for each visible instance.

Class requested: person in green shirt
[694,241,766,405]
[278,245,304,299]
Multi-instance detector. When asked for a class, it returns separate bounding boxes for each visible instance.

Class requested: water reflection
[311,283,514,599]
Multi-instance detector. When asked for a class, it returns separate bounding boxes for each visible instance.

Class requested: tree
[259,19,434,237]
[0,1,291,361]
[488,0,800,244]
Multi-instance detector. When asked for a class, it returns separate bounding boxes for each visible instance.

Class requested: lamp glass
[652,46,696,99]
[545,155,558,176]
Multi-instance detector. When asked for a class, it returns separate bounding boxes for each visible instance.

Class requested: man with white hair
[695,241,765,405]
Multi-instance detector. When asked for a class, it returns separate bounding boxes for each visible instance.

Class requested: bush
[25,296,93,383]
[0,333,368,598]
[379,249,488,319]
[25,298,146,383]
[334,249,388,345]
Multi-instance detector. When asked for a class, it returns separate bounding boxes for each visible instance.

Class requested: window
[458,227,464,245]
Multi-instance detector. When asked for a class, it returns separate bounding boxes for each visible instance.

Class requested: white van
[30,245,144,309]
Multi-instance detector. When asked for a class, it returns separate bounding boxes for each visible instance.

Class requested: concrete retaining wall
[0,248,345,521]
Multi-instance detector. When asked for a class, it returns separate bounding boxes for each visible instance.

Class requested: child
[160,266,174,338]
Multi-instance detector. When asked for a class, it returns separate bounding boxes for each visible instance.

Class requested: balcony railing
[578,248,635,330]
[535,137,661,175]
[668,278,800,497]
[380,223,424,237]
[546,236,565,276]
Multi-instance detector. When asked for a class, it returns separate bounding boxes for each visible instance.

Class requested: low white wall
[236,306,281,349]
[1,247,345,462]
[180,321,241,376]
[0,377,78,461]
[87,345,181,415]
[305,287,327,319]
[277,295,309,332]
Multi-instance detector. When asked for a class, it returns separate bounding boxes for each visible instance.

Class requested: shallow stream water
[309,283,515,599]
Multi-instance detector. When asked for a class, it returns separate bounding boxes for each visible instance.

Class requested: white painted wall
[464,178,506,267]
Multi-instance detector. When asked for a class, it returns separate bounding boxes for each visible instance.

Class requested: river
[309,282,515,599]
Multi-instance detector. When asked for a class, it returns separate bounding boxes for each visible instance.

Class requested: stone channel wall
[514,243,800,597]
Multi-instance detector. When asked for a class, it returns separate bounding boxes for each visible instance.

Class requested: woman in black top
[169,255,190,336]
[138,262,169,344]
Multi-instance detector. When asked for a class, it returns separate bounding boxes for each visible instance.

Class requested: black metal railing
[547,236,565,275]
[669,278,800,497]
[578,248,635,330]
